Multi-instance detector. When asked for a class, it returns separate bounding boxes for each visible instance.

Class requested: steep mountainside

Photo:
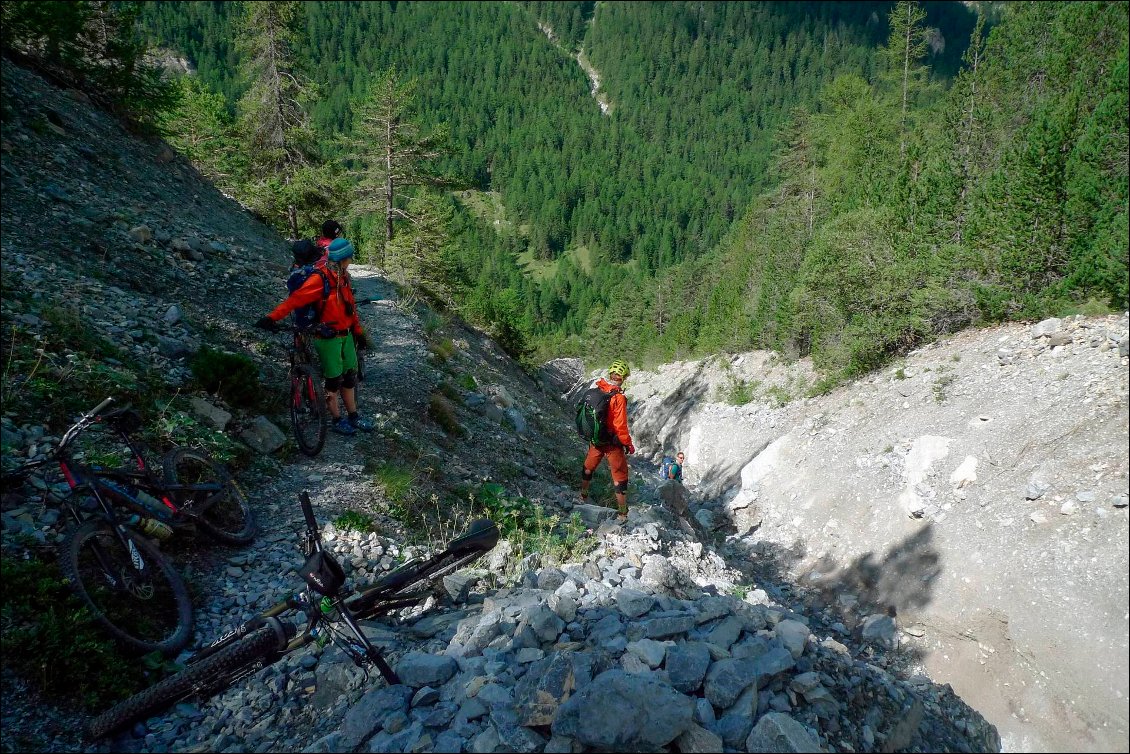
[0,58,1007,754]
[625,317,1130,752]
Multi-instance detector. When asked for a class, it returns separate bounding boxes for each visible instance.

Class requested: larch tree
[340,68,453,267]
[882,1,931,157]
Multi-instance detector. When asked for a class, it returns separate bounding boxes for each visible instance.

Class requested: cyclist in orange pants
[580,360,635,522]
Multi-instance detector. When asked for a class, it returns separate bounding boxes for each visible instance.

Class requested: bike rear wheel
[60,520,193,656]
[88,627,278,740]
[163,447,255,546]
[291,364,327,457]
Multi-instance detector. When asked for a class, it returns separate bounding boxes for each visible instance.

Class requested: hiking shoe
[348,414,375,432]
[331,417,357,436]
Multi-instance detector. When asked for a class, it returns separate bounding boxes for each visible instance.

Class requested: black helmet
[321,219,344,239]
[291,238,320,266]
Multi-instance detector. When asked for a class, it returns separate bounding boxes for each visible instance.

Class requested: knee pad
[581,468,594,481]
[614,480,629,493]
[324,375,343,393]
[340,369,357,389]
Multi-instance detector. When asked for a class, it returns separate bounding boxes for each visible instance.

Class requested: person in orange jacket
[256,238,375,435]
[580,359,635,522]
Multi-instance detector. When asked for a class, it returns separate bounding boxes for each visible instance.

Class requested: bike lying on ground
[88,491,499,740]
[2,398,196,655]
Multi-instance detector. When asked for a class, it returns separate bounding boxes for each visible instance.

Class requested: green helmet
[609,359,631,379]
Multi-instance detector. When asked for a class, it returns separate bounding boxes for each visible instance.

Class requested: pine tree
[234,0,319,239]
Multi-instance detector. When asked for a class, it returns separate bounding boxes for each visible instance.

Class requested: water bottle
[124,513,173,540]
[134,488,166,516]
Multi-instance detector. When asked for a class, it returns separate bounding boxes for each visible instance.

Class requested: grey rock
[163,304,182,324]
[1025,475,1051,500]
[537,568,566,591]
[667,641,712,694]
[538,358,584,397]
[676,723,725,753]
[157,335,193,358]
[190,397,231,430]
[552,669,694,749]
[703,658,758,710]
[573,503,616,528]
[1031,317,1063,338]
[860,614,897,649]
[775,619,811,659]
[432,730,464,753]
[548,593,577,622]
[514,653,577,726]
[712,711,755,749]
[397,652,458,688]
[616,588,654,618]
[525,603,565,642]
[626,638,667,669]
[642,614,696,639]
[337,685,412,750]
[239,416,287,454]
[706,616,745,650]
[752,644,796,684]
[443,570,485,602]
[745,712,825,753]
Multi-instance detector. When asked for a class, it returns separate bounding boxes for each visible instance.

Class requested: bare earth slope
[628,318,1130,752]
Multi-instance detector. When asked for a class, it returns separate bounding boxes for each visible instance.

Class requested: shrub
[428,393,464,436]
[0,554,153,709]
[458,373,478,391]
[189,346,261,407]
[333,510,374,533]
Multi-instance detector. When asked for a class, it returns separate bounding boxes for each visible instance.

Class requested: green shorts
[311,334,357,380]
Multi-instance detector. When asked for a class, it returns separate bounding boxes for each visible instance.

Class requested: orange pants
[584,444,629,485]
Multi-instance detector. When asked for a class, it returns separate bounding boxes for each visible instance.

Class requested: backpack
[659,456,674,480]
[286,264,331,330]
[575,385,617,446]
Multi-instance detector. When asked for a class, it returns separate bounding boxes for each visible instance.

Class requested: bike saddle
[102,406,142,434]
[447,519,499,555]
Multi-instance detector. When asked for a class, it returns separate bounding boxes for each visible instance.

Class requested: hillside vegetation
[135,1,1126,385]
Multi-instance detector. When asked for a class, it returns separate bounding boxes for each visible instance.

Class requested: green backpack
[575,385,616,446]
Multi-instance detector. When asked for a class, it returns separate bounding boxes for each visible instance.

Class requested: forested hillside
[135,1,1126,385]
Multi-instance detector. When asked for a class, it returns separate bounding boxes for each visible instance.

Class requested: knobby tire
[88,628,278,740]
[351,550,488,620]
[291,364,327,457]
[163,447,256,546]
[60,520,193,656]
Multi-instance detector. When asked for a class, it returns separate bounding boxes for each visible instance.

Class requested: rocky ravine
[624,316,1130,752]
[0,56,1031,754]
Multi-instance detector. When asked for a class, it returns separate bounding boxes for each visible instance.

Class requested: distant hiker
[660,452,685,483]
[315,219,344,252]
[576,360,635,522]
[256,237,376,435]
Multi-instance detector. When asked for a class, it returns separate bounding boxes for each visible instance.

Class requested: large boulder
[552,669,694,749]
[539,357,585,397]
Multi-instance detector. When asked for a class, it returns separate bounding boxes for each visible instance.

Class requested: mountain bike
[88,491,499,740]
[2,398,194,655]
[280,324,329,457]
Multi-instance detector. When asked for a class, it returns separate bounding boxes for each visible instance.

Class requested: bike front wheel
[163,447,256,546]
[88,627,278,740]
[290,364,327,457]
[60,520,193,656]
[349,549,489,620]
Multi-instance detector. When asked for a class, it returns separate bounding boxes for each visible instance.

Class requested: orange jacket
[267,262,363,335]
[596,378,632,447]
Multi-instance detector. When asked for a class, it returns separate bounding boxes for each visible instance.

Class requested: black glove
[355,331,373,351]
[255,316,280,332]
